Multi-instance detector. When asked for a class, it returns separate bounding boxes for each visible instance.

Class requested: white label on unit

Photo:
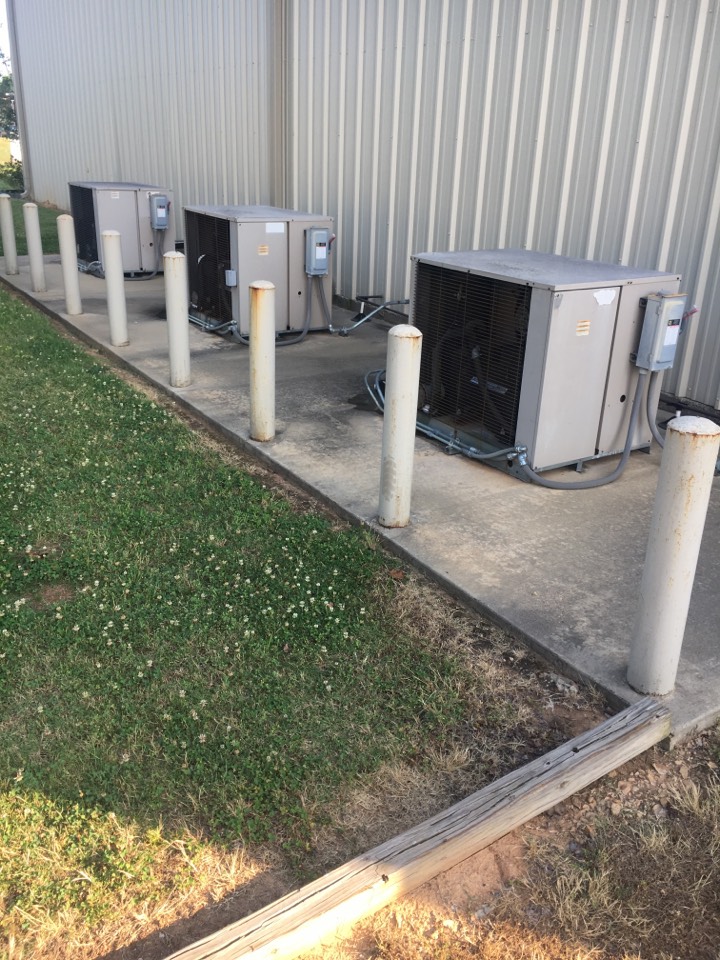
[111,192,120,200]
[665,323,680,346]
[593,288,617,306]
[265,222,285,234]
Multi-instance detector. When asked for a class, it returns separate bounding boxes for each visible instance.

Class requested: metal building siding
[8,0,720,408]
[284,0,720,409]
[8,0,279,213]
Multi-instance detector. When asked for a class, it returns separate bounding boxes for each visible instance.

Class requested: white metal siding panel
[9,0,278,226]
[8,0,720,407]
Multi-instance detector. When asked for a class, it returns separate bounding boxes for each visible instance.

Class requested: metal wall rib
[8,0,720,409]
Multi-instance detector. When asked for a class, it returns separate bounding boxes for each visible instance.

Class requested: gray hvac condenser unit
[410,249,682,475]
[184,205,334,335]
[69,181,175,274]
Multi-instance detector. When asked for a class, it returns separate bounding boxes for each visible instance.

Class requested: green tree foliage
[0,73,17,139]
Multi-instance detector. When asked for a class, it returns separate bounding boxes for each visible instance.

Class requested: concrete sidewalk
[4,258,720,738]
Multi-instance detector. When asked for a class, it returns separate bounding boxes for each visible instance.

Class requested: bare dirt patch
[30,581,75,610]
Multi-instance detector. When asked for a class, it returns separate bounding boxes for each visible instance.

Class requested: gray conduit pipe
[646,370,668,449]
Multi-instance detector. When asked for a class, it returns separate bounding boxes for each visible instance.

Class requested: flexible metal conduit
[365,366,652,489]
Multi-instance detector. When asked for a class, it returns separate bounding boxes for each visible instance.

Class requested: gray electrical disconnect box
[635,293,686,371]
[149,194,170,231]
[305,226,330,276]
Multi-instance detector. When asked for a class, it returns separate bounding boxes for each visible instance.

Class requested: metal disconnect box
[410,249,682,473]
[184,205,334,334]
[69,181,175,273]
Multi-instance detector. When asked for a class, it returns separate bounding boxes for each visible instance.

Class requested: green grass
[0,197,62,256]
[0,289,471,948]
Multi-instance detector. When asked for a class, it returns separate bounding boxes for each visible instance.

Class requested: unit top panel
[412,249,680,291]
[69,181,168,191]
[184,204,331,223]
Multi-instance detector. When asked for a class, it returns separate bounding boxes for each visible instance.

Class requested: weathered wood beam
[169,697,670,960]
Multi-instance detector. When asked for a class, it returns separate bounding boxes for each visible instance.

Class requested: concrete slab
[4,258,719,738]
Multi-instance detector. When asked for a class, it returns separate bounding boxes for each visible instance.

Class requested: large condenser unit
[410,249,682,476]
[69,181,175,274]
[184,205,334,335]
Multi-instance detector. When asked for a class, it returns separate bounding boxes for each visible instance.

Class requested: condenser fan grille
[413,262,530,446]
[69,185,98,264]
[185,210,232,324]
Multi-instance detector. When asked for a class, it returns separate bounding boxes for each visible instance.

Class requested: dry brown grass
[499,778,720,960]
[303,572,606,875]
[2,831,284,960]
[302,728,720,960]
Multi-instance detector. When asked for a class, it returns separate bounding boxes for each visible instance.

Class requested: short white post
[101,230,129,346]
[0,193,17,274]
[378,325,423,528]
[22,202,46,292]
[57,214,83,315]
[249,281,276,441]
[627,416,720,695]
[163,250,191,387]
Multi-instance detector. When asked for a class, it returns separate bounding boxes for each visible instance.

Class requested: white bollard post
[101,230,129,346]
[627,416,720,695]
[163,251,191,387]
[0,193,17,275]
[57,214,83,315]
[378,325,423,528]
[249,281,276,441]
[23,202,46,292]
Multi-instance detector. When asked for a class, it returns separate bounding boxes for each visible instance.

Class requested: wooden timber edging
[168,697,671,960]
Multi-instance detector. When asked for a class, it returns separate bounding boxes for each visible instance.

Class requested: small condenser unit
[184,205,334,335]
[410,249,681,474]
[69,181,175,273]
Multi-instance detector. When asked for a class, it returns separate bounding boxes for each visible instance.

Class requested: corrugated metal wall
[8,0,720,408]
[8,0,282,210]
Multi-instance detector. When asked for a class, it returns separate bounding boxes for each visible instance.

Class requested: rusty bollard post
[628,416,720,695]
[249,281,276,441]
